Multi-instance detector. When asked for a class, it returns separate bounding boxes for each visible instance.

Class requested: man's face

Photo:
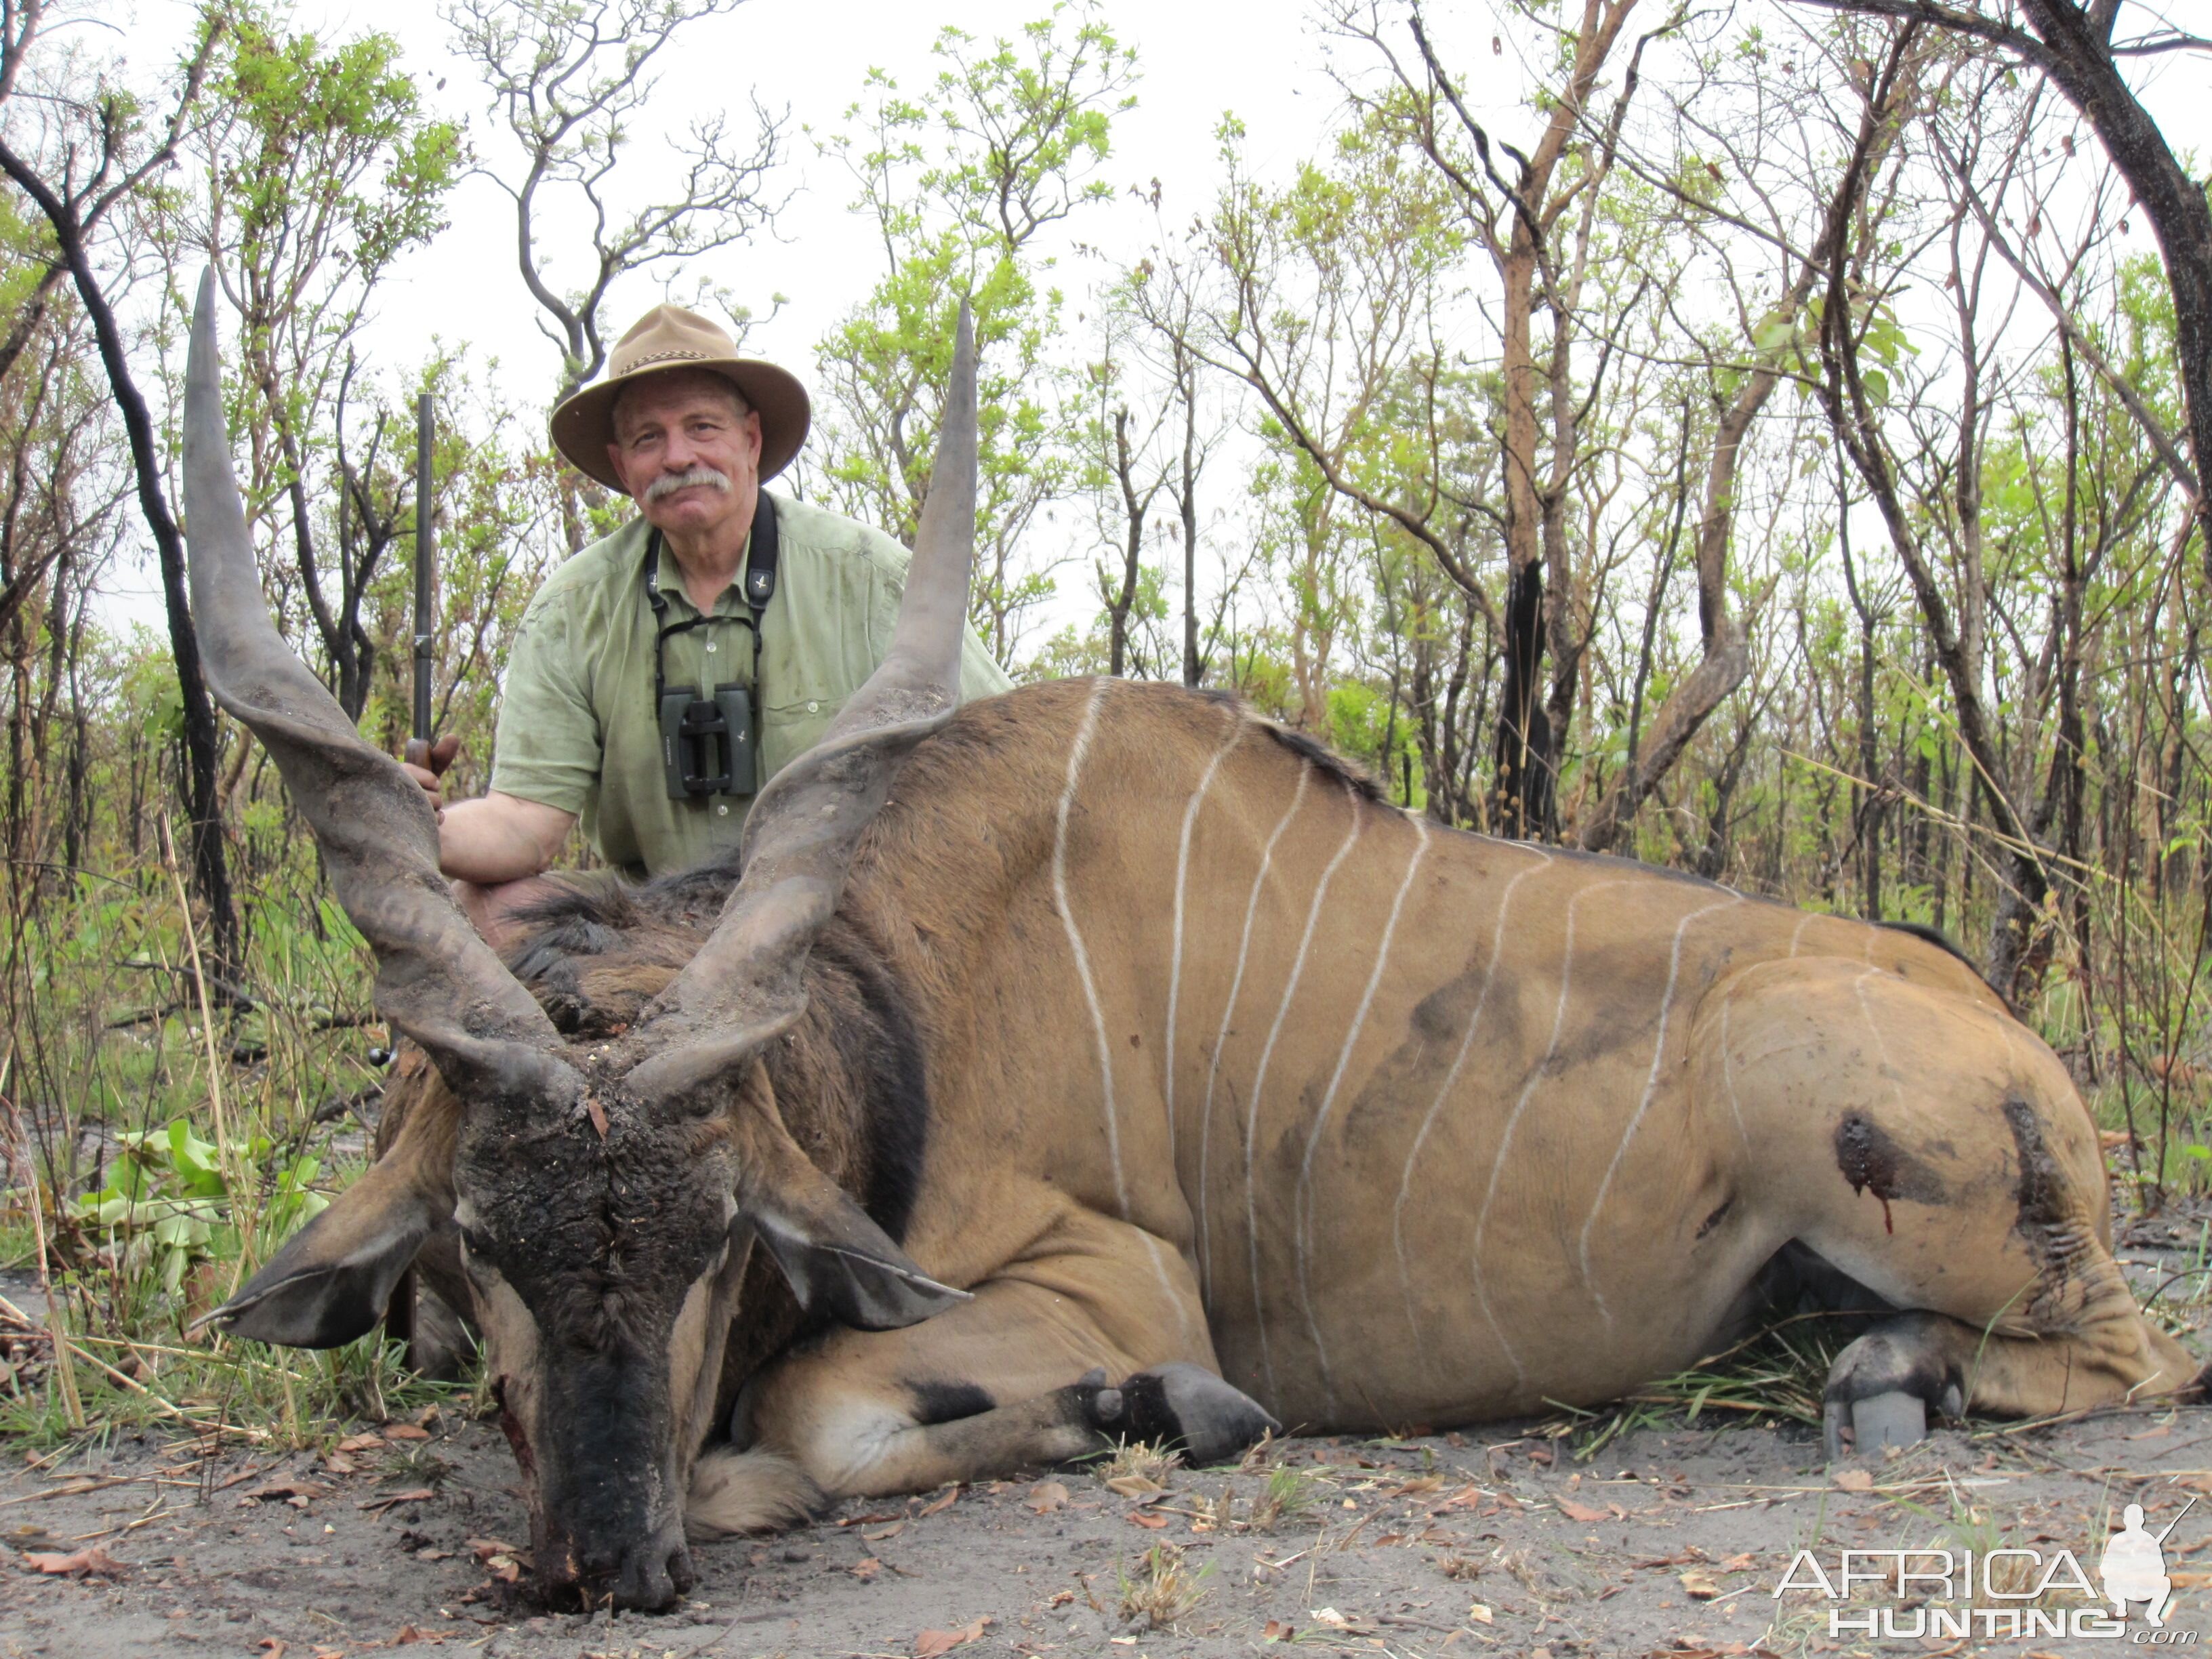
[607,370,763,544]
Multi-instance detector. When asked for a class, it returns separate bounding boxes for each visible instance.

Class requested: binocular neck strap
[642,494,782,699]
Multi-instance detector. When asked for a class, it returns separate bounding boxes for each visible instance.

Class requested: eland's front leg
[737,1208,1275,1501]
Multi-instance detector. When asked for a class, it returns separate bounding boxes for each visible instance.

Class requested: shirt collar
[649,525,754,617]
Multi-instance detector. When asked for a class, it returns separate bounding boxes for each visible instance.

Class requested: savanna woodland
[0,0,2208,1458]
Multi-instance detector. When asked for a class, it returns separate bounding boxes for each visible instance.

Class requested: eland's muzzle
[539,1528,695,1612]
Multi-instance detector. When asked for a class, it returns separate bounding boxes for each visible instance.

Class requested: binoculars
[660,684,756,800]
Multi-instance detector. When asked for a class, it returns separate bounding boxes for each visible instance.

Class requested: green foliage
[217,16,464,278]
[810,2,1138,662]
[68,1120,329,1298]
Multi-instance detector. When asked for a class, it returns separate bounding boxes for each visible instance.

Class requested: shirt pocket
[758,550,884,781]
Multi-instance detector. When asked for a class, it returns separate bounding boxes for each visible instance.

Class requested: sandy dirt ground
[5,1399,2212,1659]
[6,1207,2211,1659]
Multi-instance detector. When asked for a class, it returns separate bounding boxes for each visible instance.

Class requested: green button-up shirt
[489,491,1013,876]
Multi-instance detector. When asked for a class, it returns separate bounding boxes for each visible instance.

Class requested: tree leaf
[914,1616,990,1656]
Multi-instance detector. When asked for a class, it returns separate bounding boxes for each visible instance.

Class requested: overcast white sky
[89,0,2212,637]
[115,0,1399,408]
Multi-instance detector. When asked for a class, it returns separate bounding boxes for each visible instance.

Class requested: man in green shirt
[405,302,1012,935]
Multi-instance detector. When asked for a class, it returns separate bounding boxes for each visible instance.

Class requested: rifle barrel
[413,392,434,743]
[2155,1494,2198,1544]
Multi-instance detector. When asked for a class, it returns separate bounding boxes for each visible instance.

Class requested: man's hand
[401,733,462,816]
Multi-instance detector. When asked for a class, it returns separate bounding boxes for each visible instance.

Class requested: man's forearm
[438,792,575,884]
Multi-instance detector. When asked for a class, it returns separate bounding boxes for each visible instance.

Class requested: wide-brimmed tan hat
[550,303,811,491]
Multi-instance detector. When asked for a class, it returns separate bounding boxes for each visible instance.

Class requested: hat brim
[550,357,812,491]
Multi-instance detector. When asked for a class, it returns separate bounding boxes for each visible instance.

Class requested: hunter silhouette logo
[1774,1494,2201,1642]
[2104,1497,2194,1627]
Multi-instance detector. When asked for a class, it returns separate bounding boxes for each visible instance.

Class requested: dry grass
[1115,1540,1211,1630]
[1096,1437,1180,1490]
[1247,1463,1319,1532]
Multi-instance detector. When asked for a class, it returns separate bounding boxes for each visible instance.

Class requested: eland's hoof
[1854,1389,1926,1452]
[1082,1364,1279,1466]
[1824,1389,1927,1460]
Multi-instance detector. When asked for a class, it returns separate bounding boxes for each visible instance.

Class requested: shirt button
[705,641,717,653]
[806,699,819,713]
[716,804,729,817]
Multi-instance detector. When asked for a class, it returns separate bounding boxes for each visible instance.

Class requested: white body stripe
[1052,680,1126,1214]
[1195,764,1312,1304]
[1164,715,1244,1143]
[1717,997,1753,1155]
[1469,878,1638,1391]
[1294,815,1429,1407]
[1393,852,1551,1359]
[1241,785,1365,1403]
[1576,895,1744,1328]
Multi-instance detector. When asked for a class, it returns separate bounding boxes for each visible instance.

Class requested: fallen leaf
[21,1544,125,1578]
[914,1616,990,1656]
[1557,1497,1610,1523]
[1468,1602,1494,1625]
[1832,1468,1874,1492]
[393,1626,435,1646]
[917,1486,960,1518]
[323,1454,360,1477]
[465,1537,532,1583]
[1026,1481,1070,1514]
[861,1521,905,1542]
[1105,1474,1165,1499]
[382,1425,432,1443]
[1311,1607,1348,1627]
[1046,1589,1074,1608]
[1127,1511,1168,1530]
[1262,1619,1295,1641]
[1681,1569,1722,1599]
[1391,1476,1443,1497]
[255,1642,285,1658]
[585,1096,609,1139]
[1719,1552,1755,1572]
[840,1509,903,1526]
[335,1434,385,1454]
[851,1557,882,1581]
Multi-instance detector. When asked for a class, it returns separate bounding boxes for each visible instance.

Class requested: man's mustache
[644,466,732,504]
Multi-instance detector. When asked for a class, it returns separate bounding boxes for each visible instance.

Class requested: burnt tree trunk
[1490,559,1553,837]
[0,144,239,972]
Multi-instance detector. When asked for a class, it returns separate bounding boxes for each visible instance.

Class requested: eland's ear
[203,1090,457,1349]
[748,1187,968,1332]
[726,1061,969,1332]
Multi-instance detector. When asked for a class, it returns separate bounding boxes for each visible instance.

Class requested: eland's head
[186,270,979,1610]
